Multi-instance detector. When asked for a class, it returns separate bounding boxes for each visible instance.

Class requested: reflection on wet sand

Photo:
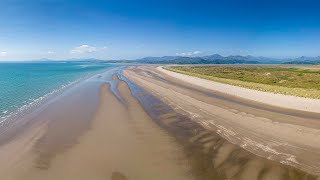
[124,66,318,180]
[0,67,318,180]
[0,69,192,180]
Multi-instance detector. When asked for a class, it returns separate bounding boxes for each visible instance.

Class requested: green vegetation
[165,66,320,99]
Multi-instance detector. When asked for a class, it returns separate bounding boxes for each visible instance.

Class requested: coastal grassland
[165,65,320,99]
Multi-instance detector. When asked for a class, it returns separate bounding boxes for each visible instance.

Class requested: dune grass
[165,66,320,99]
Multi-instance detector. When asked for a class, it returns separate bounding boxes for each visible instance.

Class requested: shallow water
[0,62,114,122]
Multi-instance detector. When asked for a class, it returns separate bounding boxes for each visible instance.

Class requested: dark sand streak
[0,66,318,180]
[124,66,319,179]
[0,69,193,180]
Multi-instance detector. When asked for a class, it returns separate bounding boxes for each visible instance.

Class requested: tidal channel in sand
[0,68,192,180]
[1,66,319,180]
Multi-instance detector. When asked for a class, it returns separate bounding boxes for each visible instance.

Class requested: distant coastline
[3,54,320,65]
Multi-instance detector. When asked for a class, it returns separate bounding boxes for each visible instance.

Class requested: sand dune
[158,66,320,113]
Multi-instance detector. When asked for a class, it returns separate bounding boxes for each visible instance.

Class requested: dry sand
[125,66,320,178]
[1,66,319,180]
[0,73,192,180]
[157,66,320,113]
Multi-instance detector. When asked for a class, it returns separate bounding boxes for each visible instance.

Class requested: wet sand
[0,70,192,180]
[1,66,319,180]
[124,66,320,179]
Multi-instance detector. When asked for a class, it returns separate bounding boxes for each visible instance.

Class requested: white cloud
[176,51,202,56]
[70,45,97,54]
[47,51,56,54]
[0,51,7,56]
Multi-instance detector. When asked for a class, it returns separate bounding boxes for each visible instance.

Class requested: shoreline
[159,66,320,113]
[0,66,319,179]
[0,68,193,180]
[0,67,121,148]
[0,65,118,126]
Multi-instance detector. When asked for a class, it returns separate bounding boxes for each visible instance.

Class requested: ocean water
[0,61,113,122]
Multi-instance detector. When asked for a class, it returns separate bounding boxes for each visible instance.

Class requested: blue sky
[1,0,320,60]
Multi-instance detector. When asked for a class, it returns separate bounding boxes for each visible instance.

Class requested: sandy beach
[0,69,192,180]
[3,0,320,179]
[124,66,320,179]
[158,66,320,113]
[0,66,319,180]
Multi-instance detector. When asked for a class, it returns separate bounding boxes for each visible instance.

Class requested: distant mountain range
[124,54,280,64]
[31,55,320,64]
[283,56,320,64]
[130,54,320,64]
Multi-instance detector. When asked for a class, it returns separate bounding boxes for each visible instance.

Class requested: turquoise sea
[0,61,113,121]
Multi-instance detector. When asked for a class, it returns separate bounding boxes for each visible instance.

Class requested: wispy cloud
[176,51,201,56]
[0,51,7,56]
[70,45,108,55]
[70,45,97,54]
[47,51,56,54]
